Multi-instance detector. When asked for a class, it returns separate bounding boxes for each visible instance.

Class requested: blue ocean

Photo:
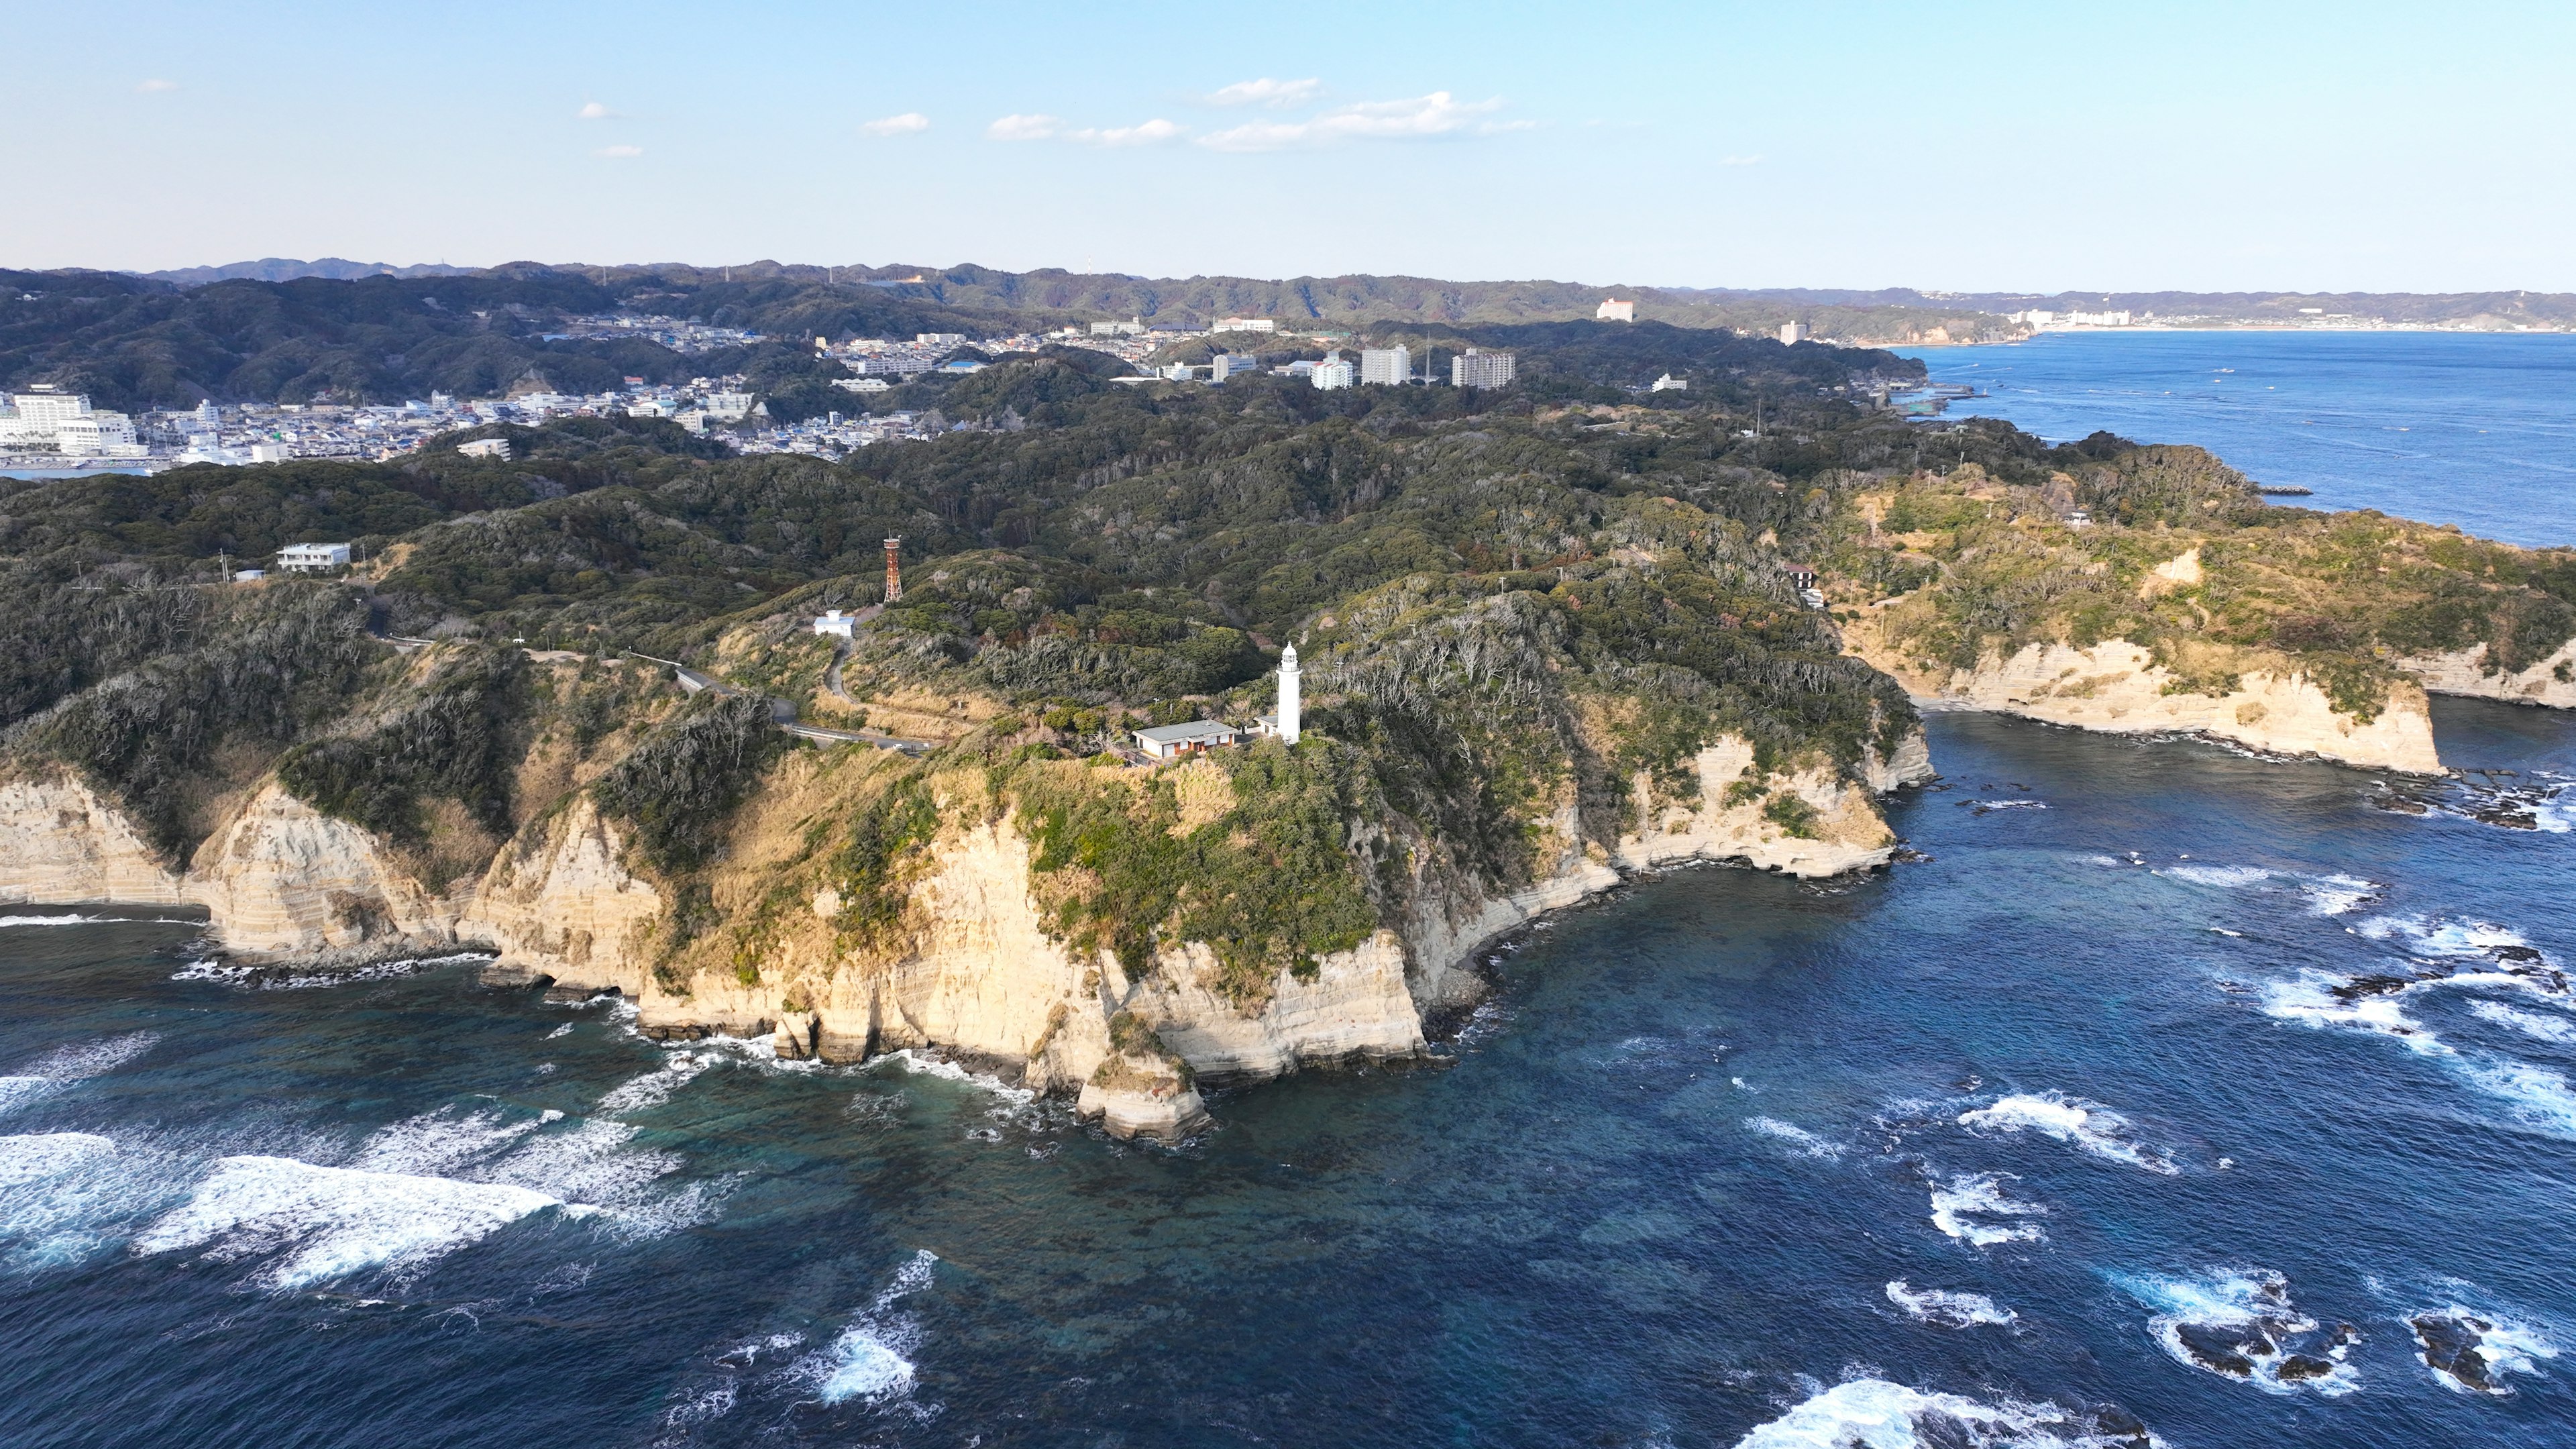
[1896,330,2576,549]
[7,339,2576,1447]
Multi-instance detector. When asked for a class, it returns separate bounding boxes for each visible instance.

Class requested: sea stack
[1277,643,1300,745]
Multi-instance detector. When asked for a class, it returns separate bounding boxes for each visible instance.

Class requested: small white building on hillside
[279,543,352,572]
[813,608,859,638]
[1596,299,1635,321]
[1134,720,1239,760]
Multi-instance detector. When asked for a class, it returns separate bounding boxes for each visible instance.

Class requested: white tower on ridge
[1277,643,1301,746]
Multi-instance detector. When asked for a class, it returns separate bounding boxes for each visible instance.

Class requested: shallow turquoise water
[1896,331,2576,549]
[3,700,2573,1446]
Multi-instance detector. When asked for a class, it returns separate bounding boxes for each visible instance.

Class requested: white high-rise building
[1210,353,1260,382]
[1779,321,1811,344]
[3,386,141,455]
[1450,349,1516,388]
[1358,346,1411,386]
[1311,352,1354,390]
[54,413,142,456]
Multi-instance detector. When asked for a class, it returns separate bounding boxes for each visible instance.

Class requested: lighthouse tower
[1276,643,1301,745]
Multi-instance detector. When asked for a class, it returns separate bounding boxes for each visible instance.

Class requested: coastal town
[0,311,1525,478]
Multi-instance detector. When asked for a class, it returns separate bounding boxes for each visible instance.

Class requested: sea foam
[1745,1118,1843,1160]
[133,1154,570,1289]
[1956,1092,2179,1175]
[0,1032,160,1118]
[1927,1172,2046,1246]
[1729,1378,2151,1448]
[2469,1000,2576,1043]
[1885,1280,2017,1329]
[798,1248,939,1407]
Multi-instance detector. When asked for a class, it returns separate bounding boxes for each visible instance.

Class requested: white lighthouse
[1275,643,1301,745]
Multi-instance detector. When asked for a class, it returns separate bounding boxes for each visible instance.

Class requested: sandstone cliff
[2397,641,2576,711]
[0,771,189,906]
[1845,616,2443,774]
[0,721,1924,1140]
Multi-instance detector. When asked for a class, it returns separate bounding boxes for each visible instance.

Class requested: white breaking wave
[9,1031,160,1081]
[2356,914,2540,961]
[2161,864,2273,890]
[0,1130,174,1273]
[2408,1303,2560,1395]
[2302,875,2381,916]
[2154,864,2378,915]
[1927,1172,2046,1246]
[2451,1055,2576,1138]
[133,1154,571,1290]
[0,1032,160,1118]
[796,1248,940,1407]
[2259,957,2576,1138]
[169,953,492,989]
[867,1049,1036,1106]
[1729,1378,2153,1448]
[1745,1118,1843,1159]
[0,914,197,928]
[2469,1000,2576,1043]
[354,1108,546,1177]
[594,1052,717,1116]
[1956,1092,2179,1175]
[1885,1280,2017,1329]
[0,1131,115,1187]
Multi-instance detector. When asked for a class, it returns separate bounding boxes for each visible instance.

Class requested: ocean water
[1895,331,2576,549]
[4,700,2573,1446]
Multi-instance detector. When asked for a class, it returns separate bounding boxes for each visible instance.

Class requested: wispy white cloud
[136,78,179,93]
[861,112,931,137]
[1066,118,1183,146]
[986,113,1063,142]
[1205,76,1320,108]
[596,144,644,158]
[1198,91,1508,152]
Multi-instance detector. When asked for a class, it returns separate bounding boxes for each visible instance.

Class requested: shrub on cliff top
[1012,741,1379,1008]
[593,691,784,873]
[276,645,529,844]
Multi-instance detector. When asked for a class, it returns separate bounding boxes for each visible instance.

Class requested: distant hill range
[8,257,2572,413]
[136,257,482,286]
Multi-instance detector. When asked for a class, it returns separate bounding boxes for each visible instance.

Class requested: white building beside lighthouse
[1254,643,1301,745]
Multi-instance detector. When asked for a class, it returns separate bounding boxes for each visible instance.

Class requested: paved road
[664,659,932,755]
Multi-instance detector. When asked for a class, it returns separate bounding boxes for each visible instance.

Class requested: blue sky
[9,1,2572,291]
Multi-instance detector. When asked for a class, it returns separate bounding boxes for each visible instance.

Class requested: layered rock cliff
[1845,625,2444,774]
[2397,640,2576,711]
[0,720,1925,1140]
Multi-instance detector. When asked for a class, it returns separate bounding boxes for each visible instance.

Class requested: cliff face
[0,725,1922,1140]
[0,772,189,906]
[1846,621,2443,773]
[2398,641,2576,710]
[189,784,468,955]
[464,796,664,994]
